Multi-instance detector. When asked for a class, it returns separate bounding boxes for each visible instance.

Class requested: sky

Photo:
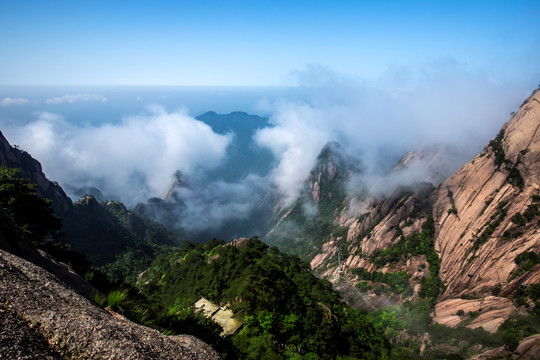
[0,0,539,86]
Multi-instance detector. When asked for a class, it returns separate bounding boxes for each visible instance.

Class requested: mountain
[431,88,540,324]
[0,163,218,359]
[265,87,540,357]
[3,90,540,358]
[196,111,274,182]
[62,195,180,283]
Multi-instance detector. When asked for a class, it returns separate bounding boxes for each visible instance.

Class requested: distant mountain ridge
[196,111,274,182]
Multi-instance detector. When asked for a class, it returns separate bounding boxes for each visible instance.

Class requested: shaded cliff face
[62,195,180,283]
[432,89,540,300]
[0,131,72,215]
[0,129,182,283]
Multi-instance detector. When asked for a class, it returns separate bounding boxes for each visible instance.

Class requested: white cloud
[4,106,232,205]
[1,97,29,106]
[255,102,334,205]
[255,61,527,203]
[46,93,107,104]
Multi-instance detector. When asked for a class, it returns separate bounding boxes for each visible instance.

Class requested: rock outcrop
[433,296,517,333]
[0,248,220,360]
[433,89,540,300]
[304,141,360,205]
[469,334,540,359]
[514,334,540,359]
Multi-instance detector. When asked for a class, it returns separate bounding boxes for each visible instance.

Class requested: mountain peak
[317,141,345,159]
[306,142,361,204]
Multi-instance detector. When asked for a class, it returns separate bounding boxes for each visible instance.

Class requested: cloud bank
[0,62,530,241]
[1,97,29,106]
[4,106,232,205]
[46,93,107,104]
[255,62,527,204]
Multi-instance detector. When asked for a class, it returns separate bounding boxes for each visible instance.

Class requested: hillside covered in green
[62,195,180,284]
[139,237,390,359]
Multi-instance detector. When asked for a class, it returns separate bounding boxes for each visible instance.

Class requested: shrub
[107,289,129,309]
[468,311,480,320]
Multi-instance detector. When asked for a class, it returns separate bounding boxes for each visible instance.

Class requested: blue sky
[1,0,539,86]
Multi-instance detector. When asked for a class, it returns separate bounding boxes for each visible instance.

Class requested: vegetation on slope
[0,166,94,274]
[139,237,390,359]
[62,196,180,283]
[487,128,525,190]
[370,217,445,301]
[0,166,61,247]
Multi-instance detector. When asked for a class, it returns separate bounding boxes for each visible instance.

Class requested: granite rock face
[0,248,220,360]
[433,90,540,300]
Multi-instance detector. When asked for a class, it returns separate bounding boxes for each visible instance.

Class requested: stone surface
[0,249,220,360]
[433,296,517,333]
[290,90,540,340]
[433,90,540,300]
[514,334,540,360]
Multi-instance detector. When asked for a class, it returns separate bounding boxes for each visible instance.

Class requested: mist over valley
[0,72,529,242]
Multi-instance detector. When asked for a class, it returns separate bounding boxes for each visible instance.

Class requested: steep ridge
[433,89,540,299]
[430,89,540,329]
[0,144,219,359]
[63,194,180,283]
[278,89,540,314]
[0,131,72,215]
[0,130,181,283]
[266,141,361,258]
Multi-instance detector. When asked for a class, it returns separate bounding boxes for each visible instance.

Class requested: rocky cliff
[433,89,540,299]
[429,88,540,332]
[0,247,220,360]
